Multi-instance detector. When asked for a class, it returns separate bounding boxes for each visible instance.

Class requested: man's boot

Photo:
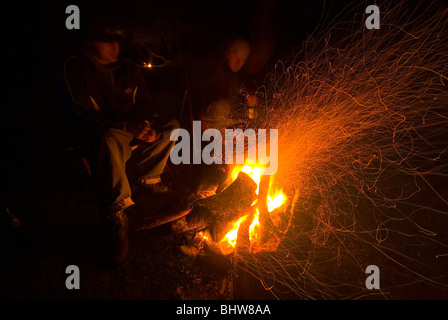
[136,176,170,195]
[106,209,131,266]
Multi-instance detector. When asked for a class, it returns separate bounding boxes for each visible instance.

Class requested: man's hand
[126,120,158,143]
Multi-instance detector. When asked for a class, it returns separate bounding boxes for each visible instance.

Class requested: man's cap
[81,14,124,42]
[81,22,124,42]
[85,27,124,42]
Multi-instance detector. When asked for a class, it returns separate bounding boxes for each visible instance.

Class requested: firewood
[137,203,194,231]
[186,171,258,242]
[257,175,276,245]
[234,207,256,255]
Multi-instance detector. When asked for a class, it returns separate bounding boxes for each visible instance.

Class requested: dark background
[5,0,357,165]
[2,0,448,302]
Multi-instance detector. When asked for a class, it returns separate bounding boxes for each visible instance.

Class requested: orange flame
[249,208,260,243]
[267,191,286,212]
[218,215,248,253]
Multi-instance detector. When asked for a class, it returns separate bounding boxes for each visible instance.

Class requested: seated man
[199,37,256,131]
[64,24,179,265]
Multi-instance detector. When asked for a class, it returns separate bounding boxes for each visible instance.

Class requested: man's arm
[123,65,158,142]
[128,67,157,123]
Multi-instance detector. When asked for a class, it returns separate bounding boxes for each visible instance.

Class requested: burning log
[185,171,258,242]
[137,168,256,233]
[234,208,256,255]
[202,205,257,256]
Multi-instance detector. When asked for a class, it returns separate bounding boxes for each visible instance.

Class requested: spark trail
[235,0,448,299]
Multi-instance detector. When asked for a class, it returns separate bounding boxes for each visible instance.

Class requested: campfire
[203,163,287,256]
[136,159,289,258]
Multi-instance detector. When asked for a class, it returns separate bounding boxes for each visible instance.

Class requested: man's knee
[100,128,133,152]
[164,118,180,132]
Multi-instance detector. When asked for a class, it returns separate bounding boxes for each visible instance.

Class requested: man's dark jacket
[64,53,155,131]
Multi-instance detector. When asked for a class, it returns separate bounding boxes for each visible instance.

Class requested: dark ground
[0,154,240,300]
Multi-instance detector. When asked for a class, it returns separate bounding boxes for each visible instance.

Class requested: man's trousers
[87,118,179,216]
